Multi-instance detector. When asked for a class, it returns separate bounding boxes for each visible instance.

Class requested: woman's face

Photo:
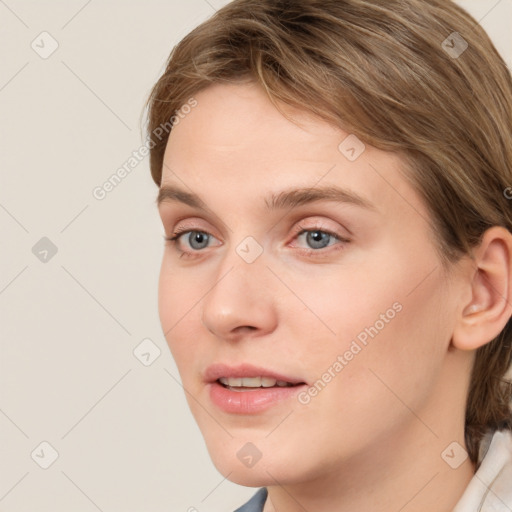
[157,81,463,486]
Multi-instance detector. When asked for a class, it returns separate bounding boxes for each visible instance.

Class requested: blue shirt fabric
[233,429,512,512]
[233,487,267,512]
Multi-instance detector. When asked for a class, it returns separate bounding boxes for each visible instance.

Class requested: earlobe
[451,226,512,352]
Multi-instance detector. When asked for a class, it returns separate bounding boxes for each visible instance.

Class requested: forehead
[160,82,429,226]
[164,81,345,162]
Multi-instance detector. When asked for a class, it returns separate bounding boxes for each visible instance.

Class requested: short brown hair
[145,0,512,467]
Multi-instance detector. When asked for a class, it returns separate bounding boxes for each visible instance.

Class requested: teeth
[218,377,294,388]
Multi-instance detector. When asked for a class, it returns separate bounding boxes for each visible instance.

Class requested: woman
[145,1,512,510]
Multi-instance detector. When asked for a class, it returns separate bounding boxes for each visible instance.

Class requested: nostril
[234,325,257,333]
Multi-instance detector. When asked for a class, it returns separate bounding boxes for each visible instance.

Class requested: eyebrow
[156,184,376,212]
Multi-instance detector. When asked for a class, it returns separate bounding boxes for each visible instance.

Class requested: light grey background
[1,1,511,511]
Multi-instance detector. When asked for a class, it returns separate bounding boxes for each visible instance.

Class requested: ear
[451,226,512,351]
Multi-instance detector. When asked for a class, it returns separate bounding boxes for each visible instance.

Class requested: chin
[220,466,273,487]
[205,440,304,487]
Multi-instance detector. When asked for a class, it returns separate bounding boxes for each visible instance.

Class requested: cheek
[281,250,451,416]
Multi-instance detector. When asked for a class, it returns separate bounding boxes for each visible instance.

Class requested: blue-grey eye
[304,230,332,249]
[187,231,210,250]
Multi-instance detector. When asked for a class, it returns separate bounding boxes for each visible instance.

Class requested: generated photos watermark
[92,97,198,201]
[298,301,403,404]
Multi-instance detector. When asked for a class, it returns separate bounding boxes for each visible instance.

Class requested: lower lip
[208,381,307,414]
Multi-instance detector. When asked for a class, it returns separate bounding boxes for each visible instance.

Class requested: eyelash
[163,223,350,260]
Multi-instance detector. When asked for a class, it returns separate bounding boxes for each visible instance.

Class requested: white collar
[453,429,512,511]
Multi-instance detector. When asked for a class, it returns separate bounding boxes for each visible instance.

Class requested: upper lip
[204,363,307,385]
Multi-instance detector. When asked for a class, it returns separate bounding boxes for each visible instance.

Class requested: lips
[204,363,308,414]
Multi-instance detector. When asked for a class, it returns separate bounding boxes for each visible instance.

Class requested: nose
[200,250,278,342]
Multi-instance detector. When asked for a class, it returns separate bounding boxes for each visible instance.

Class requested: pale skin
[156,80,512,512]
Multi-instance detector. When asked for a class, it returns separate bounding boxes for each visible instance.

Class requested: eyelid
[290,218,348,238]
[168,217,345,241]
